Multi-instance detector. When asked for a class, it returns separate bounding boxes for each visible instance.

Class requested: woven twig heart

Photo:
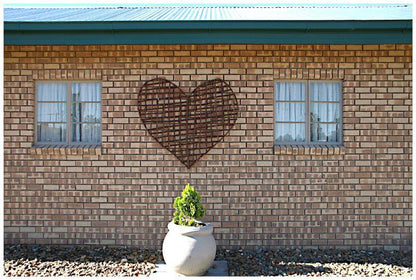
[138,78,239,168]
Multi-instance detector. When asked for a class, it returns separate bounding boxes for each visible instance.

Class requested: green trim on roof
[4,20,412,45]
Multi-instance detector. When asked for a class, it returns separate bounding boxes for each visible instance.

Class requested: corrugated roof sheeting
[4,4,413,22]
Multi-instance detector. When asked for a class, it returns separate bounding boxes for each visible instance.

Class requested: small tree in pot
[172,183,206,226]
[162,184,216,276]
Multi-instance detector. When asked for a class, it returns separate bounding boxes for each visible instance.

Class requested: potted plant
[162,183,216,276]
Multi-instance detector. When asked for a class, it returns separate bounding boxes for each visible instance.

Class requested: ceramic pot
[162,221,216,276]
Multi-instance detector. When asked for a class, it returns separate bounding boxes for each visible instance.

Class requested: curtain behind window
[71,83,101,143]
[275,82,306,142]
[37,83,67,142]
[310,82,340,142]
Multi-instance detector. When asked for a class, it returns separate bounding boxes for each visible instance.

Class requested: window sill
[274,144,345,155]
[30,144,102,156]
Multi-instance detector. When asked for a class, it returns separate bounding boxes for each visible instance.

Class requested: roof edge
[4,20,412,45]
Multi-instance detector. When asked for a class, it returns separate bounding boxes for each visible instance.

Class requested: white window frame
[274,80,343,146]
[35,81,102,146]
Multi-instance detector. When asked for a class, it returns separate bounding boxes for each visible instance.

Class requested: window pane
[72,83,101,102]
[72,124,101,143]
[71,103,101,122]
[310,82,340,102]
[276,82,305,101]
[311,123,339,142]
[37,83,67,102]
[37,103,66,122]
[310,103,340,123]
[275,123,305,142]
[37,123,66,142]
[276,102,305,122]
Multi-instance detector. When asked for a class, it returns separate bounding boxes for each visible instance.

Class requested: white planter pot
[162,221,216,276]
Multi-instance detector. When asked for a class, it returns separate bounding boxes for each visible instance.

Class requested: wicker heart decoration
[138,78,239,168]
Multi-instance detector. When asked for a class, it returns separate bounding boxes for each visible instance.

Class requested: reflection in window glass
[275,123,305,142]
[310,103,340,123]
[72,124,101,143]
[37,103,67,122]
[71,103,101,122]
[311,123,339,142]
[37,123,67,142]
[72,83,101,102]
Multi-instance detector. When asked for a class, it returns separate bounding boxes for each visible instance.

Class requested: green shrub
[172,183,206,227]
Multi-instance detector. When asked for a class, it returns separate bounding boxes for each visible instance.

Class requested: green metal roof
[4,4,413,45]
[5,4,412,21]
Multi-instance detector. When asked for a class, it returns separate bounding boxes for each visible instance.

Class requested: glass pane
[311,123,339,142]
[37,103,66,122]
[310,82,340,102]
[72,83,101,102]
[37,83,67,102]
[275,123,305,142]
[276,82,305,101]
[276,102,305,122]
[72,124,101,143]
[310,103,340,123]
[37,123,66,142]
[71,103,101,122]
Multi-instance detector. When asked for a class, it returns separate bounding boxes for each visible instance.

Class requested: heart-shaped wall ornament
[138,78,239,168]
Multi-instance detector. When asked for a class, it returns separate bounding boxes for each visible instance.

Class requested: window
[275,81,342,145]
[36,82,101,145]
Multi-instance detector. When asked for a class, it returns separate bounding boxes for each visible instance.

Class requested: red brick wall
[4,44,412,250]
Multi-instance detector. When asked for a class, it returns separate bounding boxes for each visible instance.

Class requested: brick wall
[4,44,412,250]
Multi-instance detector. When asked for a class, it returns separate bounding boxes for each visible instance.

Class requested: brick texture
[3,44,412,251]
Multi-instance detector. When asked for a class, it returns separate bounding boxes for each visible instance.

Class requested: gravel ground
[4,244,413,277]
[216,248,413,277]
[4,245,161,277]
